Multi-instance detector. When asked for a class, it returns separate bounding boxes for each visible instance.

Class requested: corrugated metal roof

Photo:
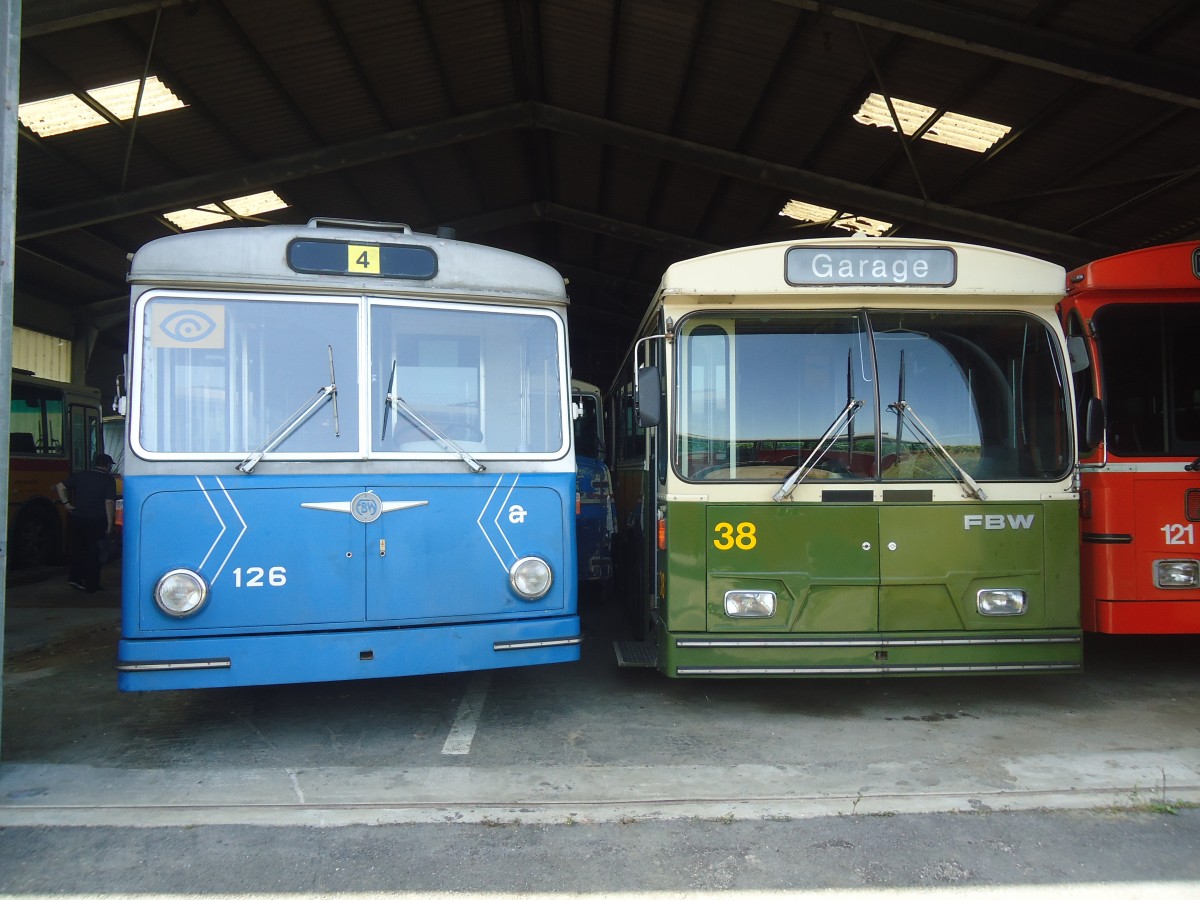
[14,0,1200,388]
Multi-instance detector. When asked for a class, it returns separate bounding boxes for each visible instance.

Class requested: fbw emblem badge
[351,491,383,523]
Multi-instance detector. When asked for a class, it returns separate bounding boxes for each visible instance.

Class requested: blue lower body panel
[576,509,613,581]
[117,615,581,691]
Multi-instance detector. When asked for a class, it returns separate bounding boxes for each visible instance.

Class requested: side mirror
[113,370,127,415]
[1085,397,1105,450]
[635,366,661,428]
[1066,336,1090,374]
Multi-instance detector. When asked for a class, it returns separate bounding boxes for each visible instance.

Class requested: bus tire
[11,503,62,569]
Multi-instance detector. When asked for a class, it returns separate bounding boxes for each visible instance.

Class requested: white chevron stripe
[212,477,247,581]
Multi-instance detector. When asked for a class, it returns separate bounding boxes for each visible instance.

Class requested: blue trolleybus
[571,379,615,585]
[116,218,581,691]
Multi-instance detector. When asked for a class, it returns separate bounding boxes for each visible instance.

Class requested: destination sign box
[288,238,438,279]
[786,246,957,287]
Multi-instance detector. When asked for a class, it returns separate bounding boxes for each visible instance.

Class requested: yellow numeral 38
[713,521,757,550]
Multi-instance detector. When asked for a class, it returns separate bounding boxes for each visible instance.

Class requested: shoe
[68,580,85,591]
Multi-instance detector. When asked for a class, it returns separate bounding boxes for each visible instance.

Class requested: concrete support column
[0,0,22,756]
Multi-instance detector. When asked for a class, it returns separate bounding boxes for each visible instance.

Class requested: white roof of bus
[657,237,1065,301]
[128,220,569,303]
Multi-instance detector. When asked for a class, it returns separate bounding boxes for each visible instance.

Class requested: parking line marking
[441,672,492,755]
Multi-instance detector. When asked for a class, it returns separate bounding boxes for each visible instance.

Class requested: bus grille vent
[1187,489,1200,522]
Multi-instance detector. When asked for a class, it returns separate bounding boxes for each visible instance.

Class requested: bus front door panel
[133,480,368,632]
[877,503,1048,631]
[704,504,880,634]
[365,477,572,623]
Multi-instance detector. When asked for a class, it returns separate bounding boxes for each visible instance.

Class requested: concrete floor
[2,564,1199,829]
[3,566,1200,896]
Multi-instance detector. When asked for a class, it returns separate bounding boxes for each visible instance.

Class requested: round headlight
[509,556,553,600]
[154,568,210,617]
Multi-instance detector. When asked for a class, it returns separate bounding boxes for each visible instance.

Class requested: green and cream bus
[610,237,1082,677]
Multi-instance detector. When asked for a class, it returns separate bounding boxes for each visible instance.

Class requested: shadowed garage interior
[13,0,1200,398]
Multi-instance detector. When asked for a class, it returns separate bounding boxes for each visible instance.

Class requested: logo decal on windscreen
[151,304,226,348]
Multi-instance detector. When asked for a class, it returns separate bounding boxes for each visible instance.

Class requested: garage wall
[12,325,70,381]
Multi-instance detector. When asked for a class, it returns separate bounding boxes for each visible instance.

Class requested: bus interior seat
[426,420,482,442]
[972,449,1018,479]
[10,432,38,454]
[1107,418,1144,454]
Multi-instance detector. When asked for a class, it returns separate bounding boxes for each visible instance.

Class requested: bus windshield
[675,310,1070,482]
[137,293,565,457]
[371,302,564,455]
[1091,303,1200,458]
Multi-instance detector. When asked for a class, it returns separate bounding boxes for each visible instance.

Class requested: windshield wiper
[381,360,485,473]
[237,345,340,474]
[773,399,864,502]
[887,400,986,500]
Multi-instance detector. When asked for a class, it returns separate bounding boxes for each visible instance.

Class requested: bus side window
[1066,311,1097,454]
[12,386,64,455]
[619,395,644,462]
[574,397,599,457]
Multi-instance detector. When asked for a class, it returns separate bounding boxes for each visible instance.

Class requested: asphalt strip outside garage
[0,889,1198,900]
[2,568,1200,829]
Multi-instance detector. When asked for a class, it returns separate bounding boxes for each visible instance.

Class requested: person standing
[54,452,117,593]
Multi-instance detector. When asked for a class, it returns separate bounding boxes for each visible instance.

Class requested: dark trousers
[68,514,107,591]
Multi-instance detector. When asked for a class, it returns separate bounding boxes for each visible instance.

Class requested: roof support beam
[532,105,1115,261]
[17,102,1116,261]
[438,202,720,260]
[16,103,533,239]
[21,0,189,37]
[773,0,1200,109]
[539,202,722,259]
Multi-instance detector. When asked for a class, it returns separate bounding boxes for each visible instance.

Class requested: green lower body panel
[655,499,1082,677]
[658,629,1082,677]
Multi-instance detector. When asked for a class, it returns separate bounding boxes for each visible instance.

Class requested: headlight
[724,590,776,617]
[1154,559,1200,589]
[154,568,210,617]
[977,588,1027,616]
[509,556,553,600]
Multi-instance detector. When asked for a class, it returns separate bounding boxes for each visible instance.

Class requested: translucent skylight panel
[163,191,290,231]
[19,76,187,137]
[162,206,230,231]
[853,93,1011,153]
[779,200,892,237]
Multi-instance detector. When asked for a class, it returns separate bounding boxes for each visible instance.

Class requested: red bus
[1062,241,1200,634]
[8,370,105,568]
